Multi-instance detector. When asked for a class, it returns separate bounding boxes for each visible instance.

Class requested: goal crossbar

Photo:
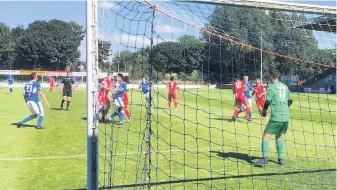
[180,0,337,15]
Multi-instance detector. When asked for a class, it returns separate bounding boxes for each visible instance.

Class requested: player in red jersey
[252,78,267,119]
[49,76,55,92]
[167,76,179,110]
[98,73,112,121]
[232,76,251,122]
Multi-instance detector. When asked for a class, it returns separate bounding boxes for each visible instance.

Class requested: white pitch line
[0,145,334,161]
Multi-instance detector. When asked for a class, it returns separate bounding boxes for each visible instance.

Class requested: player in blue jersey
[7,75,14,93]
[139,78,150,103]
[17,72,50,129]
[243,76,253,121]
[109,73,127,125]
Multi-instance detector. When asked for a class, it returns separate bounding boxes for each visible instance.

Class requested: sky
[0,0,335,62]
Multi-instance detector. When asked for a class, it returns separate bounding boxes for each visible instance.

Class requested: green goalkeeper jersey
[266,81,292,122]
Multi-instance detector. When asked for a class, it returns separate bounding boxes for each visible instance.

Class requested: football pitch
[0,87,335,189]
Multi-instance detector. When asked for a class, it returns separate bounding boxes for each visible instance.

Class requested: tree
[186,70,202,83]
[16,19,85,70]
[152,41,184,73]
[178,35,205,73]
[204,6,335,82]
[10,26,25,69]
[111,50,149,79]
[98,40,111,72]
[0,23,14,69]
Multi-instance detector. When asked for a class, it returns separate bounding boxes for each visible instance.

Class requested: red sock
[233,109,240,118]
[174,101,178,108]
[125,109,130,117]
[168,101,171,108]
[245,107,250,117]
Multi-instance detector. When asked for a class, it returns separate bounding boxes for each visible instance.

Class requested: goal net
[91,0,336,189]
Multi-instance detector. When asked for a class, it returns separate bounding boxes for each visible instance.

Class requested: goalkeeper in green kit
[254,69,293,167]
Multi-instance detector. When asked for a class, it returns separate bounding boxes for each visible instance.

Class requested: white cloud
[155,24,184,33]
[98,1,118,10]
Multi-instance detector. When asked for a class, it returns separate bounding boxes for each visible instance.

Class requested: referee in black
[60,71,75,111]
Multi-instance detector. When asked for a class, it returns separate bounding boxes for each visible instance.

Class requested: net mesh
[95,1,336,189]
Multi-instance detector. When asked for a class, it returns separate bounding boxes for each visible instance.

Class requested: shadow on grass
[211,151,260,164]
[66,168,336,190]
[50,108,63,111]
[81,117,121,125]
[210,151,278,164]
[11,123,35,128]
[209,117,245,123]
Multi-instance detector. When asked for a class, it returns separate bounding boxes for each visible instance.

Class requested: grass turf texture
[0,87,335,189]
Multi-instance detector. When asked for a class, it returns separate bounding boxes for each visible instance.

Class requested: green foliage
[3,20,84,70]
[98,40,112,72]
[152,41,184,73]
[0,23,14,69]
[204,7,334,82]
[178,35,205,72]
[186,70,202,82]
[165,73,177,80]
[111,50,149,79]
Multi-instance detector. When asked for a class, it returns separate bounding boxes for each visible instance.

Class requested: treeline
[1,6,335,84]
[0,19,85,71]
[100,7,335,83]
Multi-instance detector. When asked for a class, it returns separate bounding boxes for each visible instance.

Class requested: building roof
[294,16,336,33]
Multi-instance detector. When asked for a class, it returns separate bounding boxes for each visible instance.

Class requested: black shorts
[63,90,72,97]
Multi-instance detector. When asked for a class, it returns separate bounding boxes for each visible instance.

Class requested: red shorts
[235,96,248,107]
[123,99,128,108]
[98,92,110,106]
[256,99,265,107]
[168,93,177,101]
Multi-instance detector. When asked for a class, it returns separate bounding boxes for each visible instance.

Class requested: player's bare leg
[257,105,263,119]
[168,100,172,109]
[244,104,252,122]
[173,98,178,110]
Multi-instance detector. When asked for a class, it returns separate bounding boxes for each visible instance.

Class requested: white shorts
[114,97,124,108]
[247,98,252,107]
[8,84,12,89]
[27,101,44,115]
[144,92,149,100]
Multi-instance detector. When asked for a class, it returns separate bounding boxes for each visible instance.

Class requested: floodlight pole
[87,0,99,189]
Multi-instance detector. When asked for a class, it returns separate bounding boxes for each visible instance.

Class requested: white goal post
[86,0,99,190]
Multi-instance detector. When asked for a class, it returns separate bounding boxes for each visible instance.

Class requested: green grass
[0,87,335,189]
